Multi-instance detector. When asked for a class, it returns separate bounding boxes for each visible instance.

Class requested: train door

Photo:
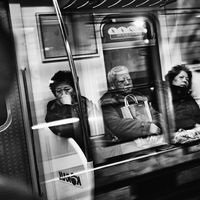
[101,14,165,111]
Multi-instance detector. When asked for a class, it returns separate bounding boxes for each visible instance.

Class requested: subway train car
[1,0,200,199]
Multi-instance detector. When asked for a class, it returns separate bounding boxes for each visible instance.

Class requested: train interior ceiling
[1,0,200,199]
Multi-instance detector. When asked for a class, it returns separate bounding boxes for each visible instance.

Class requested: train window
[159,9,200,144]
[101,15,162,107]
[163,11,200,65]
[37,13,97,62]
[103,47,153,98]
[169,11,200,105]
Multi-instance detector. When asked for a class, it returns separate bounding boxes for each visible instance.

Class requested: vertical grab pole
[52,0,92,162]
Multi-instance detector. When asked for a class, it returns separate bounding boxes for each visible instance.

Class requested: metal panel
[0,2,31,185]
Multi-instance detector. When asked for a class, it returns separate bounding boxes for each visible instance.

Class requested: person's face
[172,70,189,88]
[112,71,133,94]
[55,83,74,103]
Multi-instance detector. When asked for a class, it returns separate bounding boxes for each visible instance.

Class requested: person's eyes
[180,76,189,81]
[116,80,124,84]
[64,88,70,93]
[56,89,62,93]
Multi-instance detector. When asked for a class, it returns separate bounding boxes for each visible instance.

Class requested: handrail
[21,69,43,197]
[52,0,92,162]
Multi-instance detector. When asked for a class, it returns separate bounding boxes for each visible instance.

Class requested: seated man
[100,66,165,146]
[45,70,95,152]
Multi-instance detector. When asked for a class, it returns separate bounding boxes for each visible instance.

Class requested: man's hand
[194,123,200,133]
[149,123,161,134]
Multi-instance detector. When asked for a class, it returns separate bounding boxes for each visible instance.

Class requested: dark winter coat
[171,85,200,131]
[100,91,165,142]
[45,96,90,151]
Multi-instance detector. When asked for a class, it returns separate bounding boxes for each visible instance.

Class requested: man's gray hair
[107,66,129,84]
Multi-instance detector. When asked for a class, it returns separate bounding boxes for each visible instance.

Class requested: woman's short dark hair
[49,70,75,95]
[165,64,192,89]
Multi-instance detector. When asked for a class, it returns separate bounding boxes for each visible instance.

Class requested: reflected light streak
[63,0,77,9]
[42,150,164,184]
[77,1,89,9]
[149,0,162,7]
[107,0,121,8]
[93,0,107,8]
[136,0,149,7]
[32,118,79,130]
[122,0,136,8]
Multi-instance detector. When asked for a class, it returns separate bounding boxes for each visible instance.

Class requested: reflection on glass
[0,97,12,132]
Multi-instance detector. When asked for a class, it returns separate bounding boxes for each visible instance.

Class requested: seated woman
[165,65,200,142]
[45,70,96,152]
